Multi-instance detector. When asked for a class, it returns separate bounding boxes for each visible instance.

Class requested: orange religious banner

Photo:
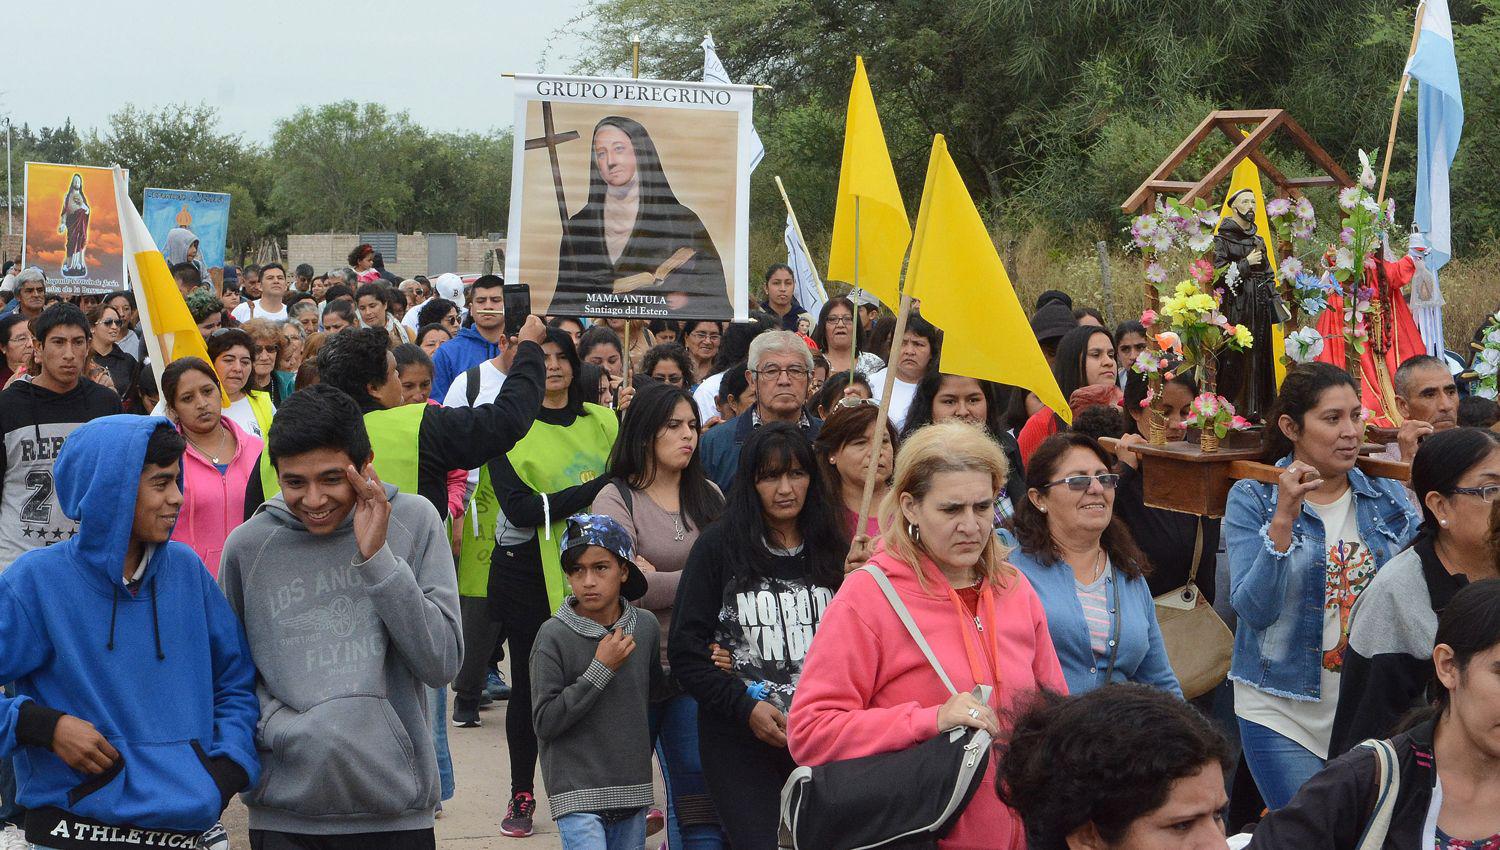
[22,162,127,296]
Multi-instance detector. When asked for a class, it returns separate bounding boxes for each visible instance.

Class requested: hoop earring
[907,522,920,544]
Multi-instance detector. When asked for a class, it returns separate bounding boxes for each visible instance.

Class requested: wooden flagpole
[620,33,643,391]
[853,290,913,538]
[1377,0,1427,207]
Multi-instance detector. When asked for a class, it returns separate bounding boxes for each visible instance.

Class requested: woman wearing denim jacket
[1224,363,1418,810]
[1012,432,1181,697]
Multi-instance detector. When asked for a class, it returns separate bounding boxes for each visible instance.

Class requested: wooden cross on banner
[524,101,582,235]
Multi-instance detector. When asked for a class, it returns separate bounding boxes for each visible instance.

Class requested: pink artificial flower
[1189,259,1215,284]
[1230,415,1251,429]
[1140,308,1158,326]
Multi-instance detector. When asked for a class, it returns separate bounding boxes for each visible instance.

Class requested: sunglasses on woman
[1041,473,1121,492]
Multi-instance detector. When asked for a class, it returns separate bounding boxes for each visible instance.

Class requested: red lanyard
[942,581,1005,701]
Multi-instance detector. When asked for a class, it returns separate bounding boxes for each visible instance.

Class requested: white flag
[703,34,765,172]
[785,211,828,318]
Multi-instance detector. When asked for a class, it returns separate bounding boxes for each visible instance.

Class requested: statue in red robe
[1314,250,1425,426]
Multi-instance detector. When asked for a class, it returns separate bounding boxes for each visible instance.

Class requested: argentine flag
[1405,0,1463,272]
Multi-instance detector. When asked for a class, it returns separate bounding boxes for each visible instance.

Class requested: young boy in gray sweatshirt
[532,513,663,850]
[218,385,462,850]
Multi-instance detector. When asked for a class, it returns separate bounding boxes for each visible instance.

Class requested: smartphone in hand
[503,283,532,337]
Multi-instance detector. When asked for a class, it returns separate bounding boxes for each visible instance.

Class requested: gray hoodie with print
[218,483,461,834]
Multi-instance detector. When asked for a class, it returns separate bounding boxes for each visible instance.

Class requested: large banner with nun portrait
[506,74,754,322]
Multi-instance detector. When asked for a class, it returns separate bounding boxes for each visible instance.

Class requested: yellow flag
[906,135,1070,423]
[827,56,910,306]
[113,167,219,401]
[1214,154,1288,387]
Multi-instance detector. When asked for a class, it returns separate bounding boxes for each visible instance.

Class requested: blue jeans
[556,807,647,850]
[429,685,454,802]
[651,693,727,850]
[1237,717,1325,809]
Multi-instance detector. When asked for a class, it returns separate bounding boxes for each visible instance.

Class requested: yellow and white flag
[113,167,215,397]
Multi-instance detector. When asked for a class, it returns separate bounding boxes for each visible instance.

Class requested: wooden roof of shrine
[1121,109,1356,214]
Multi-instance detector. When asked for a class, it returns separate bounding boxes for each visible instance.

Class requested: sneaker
[501,791,536,837]
[646,807,666,836]
[0,825,30,850]
[201,822,230,850]
[487,669,512,700]
[452,703,482,727]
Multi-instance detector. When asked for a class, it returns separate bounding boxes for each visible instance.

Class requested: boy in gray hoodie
[532,513,663,850]
[218,385,461,850]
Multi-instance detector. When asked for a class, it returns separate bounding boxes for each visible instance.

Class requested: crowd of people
[0,252,1498,850]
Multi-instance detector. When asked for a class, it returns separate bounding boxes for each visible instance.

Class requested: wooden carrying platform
[1101,437,1410,518]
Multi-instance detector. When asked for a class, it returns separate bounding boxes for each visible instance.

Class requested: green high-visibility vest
[508,403,618,612]
[363,403,427,494]
[457,466,498,598]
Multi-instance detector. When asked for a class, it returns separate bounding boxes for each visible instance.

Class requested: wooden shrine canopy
[1122,109,1356,215]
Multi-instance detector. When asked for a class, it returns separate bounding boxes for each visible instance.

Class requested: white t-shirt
[402,299,430,330]
[224,396,266,438]
[1234,487,1376,758]
[694,371,725,423]
[231,300,288,323]
[442,360,507,489]
[868,369,919,430]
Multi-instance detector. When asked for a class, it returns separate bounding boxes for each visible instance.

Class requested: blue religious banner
[142,188,231,273]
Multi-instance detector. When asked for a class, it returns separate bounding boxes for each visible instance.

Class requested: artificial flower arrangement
[1467,312,1500,400]
[1149,278,1255,451]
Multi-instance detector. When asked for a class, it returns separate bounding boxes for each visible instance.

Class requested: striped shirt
[1075,565,1114,658]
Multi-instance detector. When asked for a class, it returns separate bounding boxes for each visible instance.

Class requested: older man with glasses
[699,330,823,489]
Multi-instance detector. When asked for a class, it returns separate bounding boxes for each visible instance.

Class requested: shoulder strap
[613,479,634,516]
[1354,738,1400,850]
[464,365,482,407]
[859,566,958,696]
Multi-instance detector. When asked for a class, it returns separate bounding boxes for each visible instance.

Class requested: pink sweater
[172,416,263,578]
[787,544,1066,850]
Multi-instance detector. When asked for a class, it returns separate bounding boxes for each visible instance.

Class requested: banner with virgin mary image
[22,162,126,296]
[506,74,755,321]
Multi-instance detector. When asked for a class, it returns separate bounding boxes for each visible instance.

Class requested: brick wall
[287,233,506,280]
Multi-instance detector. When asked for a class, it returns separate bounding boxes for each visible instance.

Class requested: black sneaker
[452,702,482,727]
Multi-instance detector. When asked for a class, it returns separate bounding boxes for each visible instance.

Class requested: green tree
[267,101,424,233]
[570,0,1468,252]
[81,104,251,208]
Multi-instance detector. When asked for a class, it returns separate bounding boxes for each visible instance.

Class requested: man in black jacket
[245,315,550,521]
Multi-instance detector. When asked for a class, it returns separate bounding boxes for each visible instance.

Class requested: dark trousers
[488,538,551,796]
[454,594,504,709]
[697,715,796,850]
[249,828,435,850]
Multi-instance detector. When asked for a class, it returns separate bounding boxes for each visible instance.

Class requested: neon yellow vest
[457,467,498,598]
[363,403,427,494]
[247,390,281,499]
[509,403,618,612]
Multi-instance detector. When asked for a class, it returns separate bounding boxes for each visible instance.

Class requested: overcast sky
[4,0,595,142]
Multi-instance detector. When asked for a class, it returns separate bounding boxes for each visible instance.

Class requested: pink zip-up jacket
[787,542,1067,850]
[172,415,263,578]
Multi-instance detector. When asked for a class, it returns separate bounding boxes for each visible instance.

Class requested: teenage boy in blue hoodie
[0,415,260,849]
[428,274,506,401]
[220,385,461,849]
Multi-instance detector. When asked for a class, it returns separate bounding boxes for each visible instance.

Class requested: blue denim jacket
[1223,457,1418,700]
[1011,548,1182,697]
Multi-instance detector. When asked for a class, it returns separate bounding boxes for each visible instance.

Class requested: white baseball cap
[432,273,464,303]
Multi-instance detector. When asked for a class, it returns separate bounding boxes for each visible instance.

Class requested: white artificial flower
[1358,150,1376,190]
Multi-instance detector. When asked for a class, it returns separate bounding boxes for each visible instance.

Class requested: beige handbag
[1153,519,1233,699]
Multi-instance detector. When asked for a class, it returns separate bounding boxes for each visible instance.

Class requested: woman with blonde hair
[788,420,1066,850]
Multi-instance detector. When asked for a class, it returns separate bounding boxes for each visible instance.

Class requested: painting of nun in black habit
[556,115,730,317]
